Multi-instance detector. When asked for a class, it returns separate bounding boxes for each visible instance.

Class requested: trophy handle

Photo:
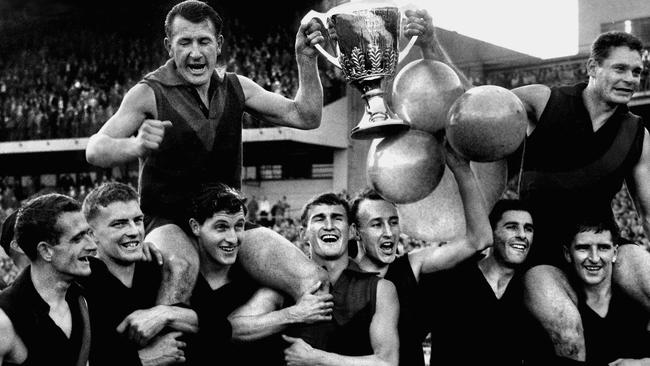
[301,10,342,69]
[398,35,418,64]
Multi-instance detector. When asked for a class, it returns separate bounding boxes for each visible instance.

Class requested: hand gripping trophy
[303,0,417,139]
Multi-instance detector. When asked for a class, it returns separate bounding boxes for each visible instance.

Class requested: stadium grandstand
[1,0,649,314]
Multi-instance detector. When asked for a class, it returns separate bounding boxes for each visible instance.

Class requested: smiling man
[282,193,399,366]
[85,0,328,307]
[350,144,492,366]
[526,218,650,365]
[0,194,97,366]
[80,182,197,366]
[408,15,650,362]
[423,199,534,366]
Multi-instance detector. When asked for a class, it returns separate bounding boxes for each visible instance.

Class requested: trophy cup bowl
[303,1,417,140]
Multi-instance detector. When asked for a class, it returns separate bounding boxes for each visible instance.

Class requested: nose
[587,247,600,262]
[125,220,141,237]
[189,42,201,58]
[84,232,98,252]
[381,221,393,238]
[325,217,335,230]
[224,228,238,244]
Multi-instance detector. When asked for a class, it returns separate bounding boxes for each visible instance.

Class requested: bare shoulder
[376,278,398,301]
[236,74,262,100]
[511,84,551,111]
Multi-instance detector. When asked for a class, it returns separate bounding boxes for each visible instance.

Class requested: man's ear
[37,241,53,262]
[349,223,359,241]
[164,38,172,57]
[563,245,571,264]
[612,245,618,264]
[586,58,598,78]
[216,34,224,55]
[189,218,200,237]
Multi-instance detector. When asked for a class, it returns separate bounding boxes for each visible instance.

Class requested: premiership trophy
[303,1,417,139]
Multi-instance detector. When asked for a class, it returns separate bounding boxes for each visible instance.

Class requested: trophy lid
[328,0,399,16]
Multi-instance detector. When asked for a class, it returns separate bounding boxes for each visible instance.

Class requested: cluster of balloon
[447,85,528,162]
[366,60,527,242]
[365,59,462,205]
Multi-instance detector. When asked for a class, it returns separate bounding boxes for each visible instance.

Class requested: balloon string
[516,137,527,197]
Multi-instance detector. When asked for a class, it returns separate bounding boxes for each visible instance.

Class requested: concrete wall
[241,178,333,218]
[579,0,650,53]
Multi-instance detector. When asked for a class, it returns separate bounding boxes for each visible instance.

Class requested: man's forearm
[293,55,323,130]
[86,133,139,167]
[165,306,199,333]
[305,349,394,366]
[230,308,294,342]
[453,165,492,250]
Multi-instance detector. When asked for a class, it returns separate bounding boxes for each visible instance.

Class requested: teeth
[321,235,338,242]
[219,246,235,252]
[511,244,526,250]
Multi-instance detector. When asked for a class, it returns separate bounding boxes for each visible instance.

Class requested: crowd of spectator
[0,13,346,142]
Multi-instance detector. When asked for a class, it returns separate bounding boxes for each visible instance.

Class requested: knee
[162,250,199,277]
[523,265,578,313]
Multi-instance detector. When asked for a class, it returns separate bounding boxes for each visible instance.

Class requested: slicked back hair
[165,0,223,39]
[191,183,247,225]
[590,31,643,65]
[15,194,82,260]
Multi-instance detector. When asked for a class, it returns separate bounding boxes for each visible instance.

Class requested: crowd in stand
[0,15,346,141]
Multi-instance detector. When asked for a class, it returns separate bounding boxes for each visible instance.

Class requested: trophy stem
[350,87,410,140]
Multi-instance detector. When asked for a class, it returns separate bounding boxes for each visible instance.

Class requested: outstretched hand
[404,9,436,48]
[296,18,326,59]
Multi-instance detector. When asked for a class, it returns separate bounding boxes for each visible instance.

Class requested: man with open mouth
[350,144,492,366]
[282,192,400,366]
[85,0,329,310]
[0,194,97,366]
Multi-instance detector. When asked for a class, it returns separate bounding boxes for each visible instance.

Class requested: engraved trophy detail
[303,1,417,139]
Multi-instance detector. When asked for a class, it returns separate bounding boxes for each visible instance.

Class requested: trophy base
[350,117,410,140]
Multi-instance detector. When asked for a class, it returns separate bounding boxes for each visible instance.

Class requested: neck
[357,255,389,277]
[583,84,619,131]
[313,255,348,285]
[30,264,72,306]
[582,277,612,315]
[199,257,231,290]
[101,256,136,288]
[478,254,516,298]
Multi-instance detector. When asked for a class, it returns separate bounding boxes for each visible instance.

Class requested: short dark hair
[0,210,17,254]
[15,194,82,260]
[300,193,350,227]
[489,199,531,228]
[83,182,139,222]
[590,31,644,65]
[349,187,392,227]
[190,183,247,225]
[165,0,223,39]
[565,216,621,248]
